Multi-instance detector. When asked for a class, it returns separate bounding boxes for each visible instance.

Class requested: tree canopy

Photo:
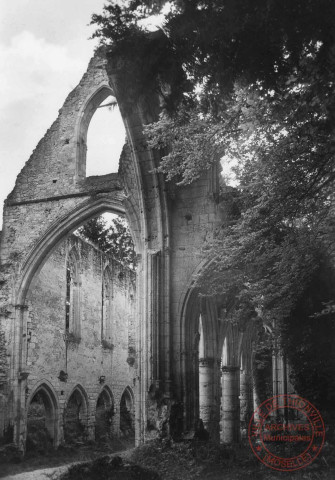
[77,215,136,267]
[91,0,335,308]
[91,1,335,347]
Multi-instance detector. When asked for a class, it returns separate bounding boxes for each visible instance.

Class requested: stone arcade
[0,49,290,452]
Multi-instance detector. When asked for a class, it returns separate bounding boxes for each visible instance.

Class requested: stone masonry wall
[23,233,136,444]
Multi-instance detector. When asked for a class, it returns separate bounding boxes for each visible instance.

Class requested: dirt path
[2,464,71,480]
[1,449,136,480]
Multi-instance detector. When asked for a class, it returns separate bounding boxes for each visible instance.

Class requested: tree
[77,215,136,267]
[91,0,335,403]
[281,259,335,436]
[91,0,335,111]
[77,216,111,251]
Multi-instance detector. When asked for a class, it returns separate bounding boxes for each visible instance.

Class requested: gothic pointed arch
[64,384,89,443]
[16,197,126,305]
[26,381,59,448]
[75,85,118,180]
[95,385,114,441]
[120,386,135,439]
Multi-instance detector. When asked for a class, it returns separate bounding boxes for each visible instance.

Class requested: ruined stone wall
[0,59,123,272]
[0,46,234,447]
[21,233,136,444]
[0,330,10,443]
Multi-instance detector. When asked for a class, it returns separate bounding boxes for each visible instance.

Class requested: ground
[0,438,133,479]
[1,439,334,480]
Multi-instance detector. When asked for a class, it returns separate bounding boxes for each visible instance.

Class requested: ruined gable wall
[0,49,148,447]
[24,234,136,442]
[0,49,123,276]
[7,52,113,204]
[0,53,126,441]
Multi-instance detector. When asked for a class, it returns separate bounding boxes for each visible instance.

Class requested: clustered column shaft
[221,365,240,443]
[198,357,220,441]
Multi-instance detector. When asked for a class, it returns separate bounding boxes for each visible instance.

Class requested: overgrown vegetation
[90,0,335,441]
[77,215,136,267]
[59,440,335,480]
[281,260,335,438]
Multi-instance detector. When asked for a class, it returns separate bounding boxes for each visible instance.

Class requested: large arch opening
[21,204,137,451]
[17,196,142,307]
[26,384,58,453]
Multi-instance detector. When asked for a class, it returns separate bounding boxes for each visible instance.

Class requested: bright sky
[0,0,127,227]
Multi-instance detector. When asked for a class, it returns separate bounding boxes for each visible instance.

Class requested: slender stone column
[252,369,261,423]
[221,365,240,443]
[199,357,219,441]
[272,351,285,397]
[272,351,286,421]
[239,369,253,439]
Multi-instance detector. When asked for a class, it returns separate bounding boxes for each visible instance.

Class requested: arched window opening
[64,388,87,444]
[26,388,57,452]
[65,265,71,332]
[95,389,114,441]
[119,388,135,442]
[102,266,112,344]
[86,96,126,177]
[65,248,81,339]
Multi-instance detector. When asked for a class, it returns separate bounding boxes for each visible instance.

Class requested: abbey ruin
[0,49,290,454]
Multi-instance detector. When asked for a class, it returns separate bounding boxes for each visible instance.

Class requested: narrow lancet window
[65,247,81,338]
[65,266,71,332]
[101,266,112,344]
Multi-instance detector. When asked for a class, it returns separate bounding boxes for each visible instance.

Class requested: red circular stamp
[248,394,325,472]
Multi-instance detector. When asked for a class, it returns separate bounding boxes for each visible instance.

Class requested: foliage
[280,259,335,435]
[91,0,335,111]
[253,332,273,404]
[91,3,335,320]
[91,0,335,410]
[77,215,136,267]
[143,27,335,327]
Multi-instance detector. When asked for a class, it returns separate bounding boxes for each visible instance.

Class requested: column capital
[221,365,240,373]
[199,357,215,368]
